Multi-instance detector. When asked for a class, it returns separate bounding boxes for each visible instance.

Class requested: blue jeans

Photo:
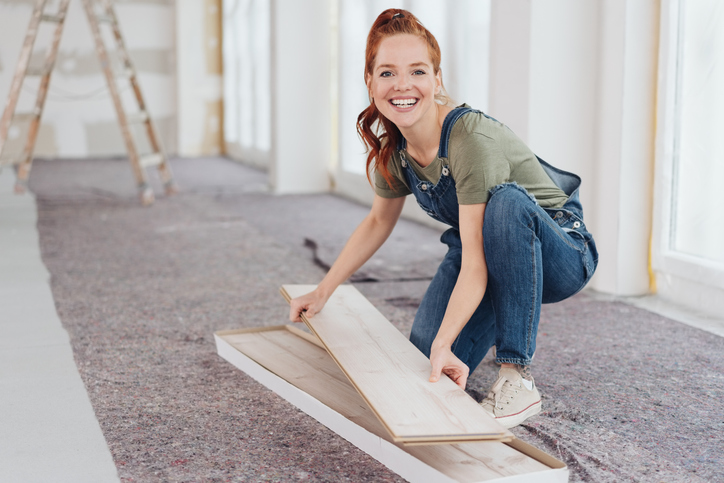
[409,183,598,370]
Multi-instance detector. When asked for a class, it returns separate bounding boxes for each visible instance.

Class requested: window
[669,0,724,264]
[222,0,271,167]
[653,0,724,312]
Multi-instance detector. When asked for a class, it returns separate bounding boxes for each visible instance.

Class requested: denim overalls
[405,106,598,369]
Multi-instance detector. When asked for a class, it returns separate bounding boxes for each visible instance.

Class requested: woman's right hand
[289,289,329,323]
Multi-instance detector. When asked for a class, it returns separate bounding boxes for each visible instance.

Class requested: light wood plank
[216,327,565,482]
[281,285,512,444]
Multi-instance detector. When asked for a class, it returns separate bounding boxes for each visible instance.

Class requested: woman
[289,9,598,429]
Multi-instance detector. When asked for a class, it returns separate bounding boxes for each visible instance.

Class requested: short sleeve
[449,130,510,205]
[374,160,411,198]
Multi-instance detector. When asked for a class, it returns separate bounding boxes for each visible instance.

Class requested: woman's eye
[413,70,426,75]
[380,71,393,77]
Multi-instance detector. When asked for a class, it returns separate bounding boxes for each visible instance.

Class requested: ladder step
[96,14,116,24]
[126,111,149,125]
[13,111,41,122]
[40,14,65,23]
[139,153,164,168]
[115,68,135,79]
[0,156,25,166]
[25,66,51,76]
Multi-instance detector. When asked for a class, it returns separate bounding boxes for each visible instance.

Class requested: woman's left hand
[429,343,469,389]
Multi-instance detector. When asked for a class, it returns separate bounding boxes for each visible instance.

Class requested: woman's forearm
[432,202,488,350]
[432,258,488,349]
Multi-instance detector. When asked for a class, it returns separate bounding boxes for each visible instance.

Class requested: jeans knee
[409,325,433,358]
[484,183,537,239]
[487,183,537,216]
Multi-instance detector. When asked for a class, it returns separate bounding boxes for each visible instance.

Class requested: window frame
[652,0,724,293]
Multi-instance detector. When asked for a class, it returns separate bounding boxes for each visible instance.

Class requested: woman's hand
[429,342,469,389]
[289,289,329,323]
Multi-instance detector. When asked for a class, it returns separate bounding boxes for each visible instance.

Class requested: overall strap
[396,106,477,154]
[396,135,407,150]
[438,106,475,158]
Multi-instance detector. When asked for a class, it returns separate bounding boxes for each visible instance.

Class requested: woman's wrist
[314,281,335,300]
[431,336,453,352]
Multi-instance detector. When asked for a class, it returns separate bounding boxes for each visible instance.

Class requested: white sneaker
[481,367,542,429]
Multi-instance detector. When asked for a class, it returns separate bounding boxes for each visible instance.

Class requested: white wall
[0,0,177,158]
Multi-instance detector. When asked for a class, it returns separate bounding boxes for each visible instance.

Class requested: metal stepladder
[0,0,177,205]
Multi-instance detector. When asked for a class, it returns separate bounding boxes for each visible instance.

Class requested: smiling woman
[357,11,452,187]
[289,8,599,430]
[366,35,445,164]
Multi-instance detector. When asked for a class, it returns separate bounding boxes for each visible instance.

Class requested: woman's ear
[365,73,374,102]
[435,70,442,94]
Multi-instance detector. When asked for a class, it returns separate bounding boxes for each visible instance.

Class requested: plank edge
[504,438,568,470]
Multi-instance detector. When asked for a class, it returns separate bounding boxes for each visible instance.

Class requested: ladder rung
[25,66,51,76]
[139,153,164,168]
[40,14,65,23]
[96,14,116,24]
[126,111,149,124]
[115,68,135,79]
[0,156,22,166]
[13,111,41,122]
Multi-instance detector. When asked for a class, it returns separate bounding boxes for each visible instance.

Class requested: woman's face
[367,34,442,132]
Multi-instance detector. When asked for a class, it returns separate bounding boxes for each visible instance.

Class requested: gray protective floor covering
[30,157,723,482]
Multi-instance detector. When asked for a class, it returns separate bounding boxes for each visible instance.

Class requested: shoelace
[483,376,521,411]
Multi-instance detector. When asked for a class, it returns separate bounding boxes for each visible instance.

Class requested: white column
[488,0,531,142]
[588,0,659,295]
[528,0,599,205]
[270,0,332,194]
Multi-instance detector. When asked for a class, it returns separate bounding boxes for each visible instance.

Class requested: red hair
[356,9,448,188]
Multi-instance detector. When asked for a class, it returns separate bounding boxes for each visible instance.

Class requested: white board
[215,325,568,483]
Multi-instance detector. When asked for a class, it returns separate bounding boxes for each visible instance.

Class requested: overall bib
[402,107,598,369]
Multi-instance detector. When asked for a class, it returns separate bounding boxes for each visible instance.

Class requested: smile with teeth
[390,98,418,108]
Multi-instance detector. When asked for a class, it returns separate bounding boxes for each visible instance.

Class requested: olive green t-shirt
[374,107,568,207]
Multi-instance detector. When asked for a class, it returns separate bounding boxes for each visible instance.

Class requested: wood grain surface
[218,326,556,482]
[280,285,512,444]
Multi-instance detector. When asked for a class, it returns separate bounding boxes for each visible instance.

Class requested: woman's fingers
[449,367,468,389]
[288,303,302,322]
[429,360,443,383]
[288,292,325,322]
[288,298,308,322]
[429,348,469,389]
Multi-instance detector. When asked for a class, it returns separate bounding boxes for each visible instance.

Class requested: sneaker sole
[493,399,542,429]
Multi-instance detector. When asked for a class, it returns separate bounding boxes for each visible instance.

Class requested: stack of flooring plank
[215,284,568,482]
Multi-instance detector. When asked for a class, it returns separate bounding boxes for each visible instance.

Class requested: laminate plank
[223,327,389,438]
[217,326,564,482]
[281,285,512,444]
